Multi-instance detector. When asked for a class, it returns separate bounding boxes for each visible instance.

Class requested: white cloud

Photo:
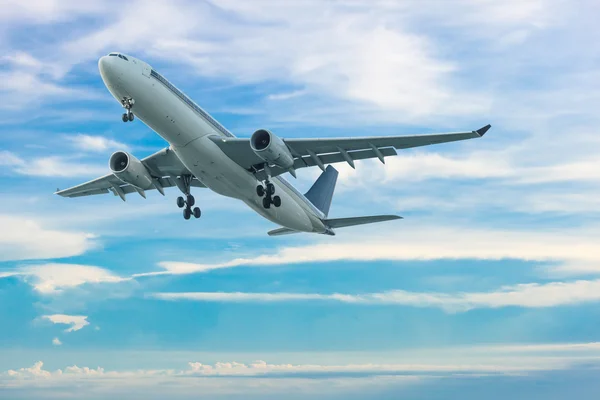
[0,348,587,382]
[42,314,89,332]
[7,361,52,378]
[0,215,97,262]
[151,278,600,312]
[51,338,62,346]
[3,342,600,396]
[17,263,128,294]
[266,90,306,101]
[66,134,128,153]
[0,1,108,24]
[0,151,106,178]
[0,150,26,167]
[28,0,509,123]
[0,52,99,110]
[14,156,106,178]
[139,224,600,278]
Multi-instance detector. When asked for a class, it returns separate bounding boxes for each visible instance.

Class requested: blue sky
[1,0,600,398]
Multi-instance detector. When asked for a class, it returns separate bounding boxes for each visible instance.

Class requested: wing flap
[253,147,397,181]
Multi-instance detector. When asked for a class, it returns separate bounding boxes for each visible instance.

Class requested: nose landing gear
[121,97,135,122]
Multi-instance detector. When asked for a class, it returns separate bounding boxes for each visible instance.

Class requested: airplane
[56,52,491,236]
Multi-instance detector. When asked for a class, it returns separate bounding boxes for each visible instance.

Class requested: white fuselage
[98,53,327,234]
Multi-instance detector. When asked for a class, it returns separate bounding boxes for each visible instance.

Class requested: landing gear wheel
[193,207,201,219]
[186,195,195,207]
[122,113,128,122]
[176,196,185,208]
[128,112,134,122]
[272,195,281,207]
[262,197,271,209]
[183,208,191,220]
[256,185,265,197]
[266,183,275,196]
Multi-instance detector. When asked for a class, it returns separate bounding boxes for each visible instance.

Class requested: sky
[1,0,600,398]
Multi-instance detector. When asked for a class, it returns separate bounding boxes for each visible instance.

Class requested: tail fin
[324,215,402,229]
[304,165,338,216]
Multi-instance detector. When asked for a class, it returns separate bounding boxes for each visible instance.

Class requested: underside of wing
[210,125,491,180]
[267,227,302,236]
[55,147,205,200]
[325,215,402,229]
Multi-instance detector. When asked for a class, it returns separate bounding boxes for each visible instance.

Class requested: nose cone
[98,56,116,82]
[98,55,128,89]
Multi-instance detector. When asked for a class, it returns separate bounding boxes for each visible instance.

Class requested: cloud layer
[152,277,600,312]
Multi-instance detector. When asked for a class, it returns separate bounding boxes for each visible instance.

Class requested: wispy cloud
[51,337,62,346]
[0,215,97,262]
[151,278,600,312]
[12,263,128,294]
[0,52,99,110]
[138,224,600,277]
[0,151,106,178]
[65,134,128,153]
[42,314,90,332]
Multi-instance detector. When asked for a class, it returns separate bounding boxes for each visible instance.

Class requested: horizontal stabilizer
[268,227,302,236]
[325,215,402,229]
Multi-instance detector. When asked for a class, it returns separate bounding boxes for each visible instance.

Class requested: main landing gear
[175,175,201,220]
[121,97,135,122]
[256,179,281,209]
[177,194,201,220]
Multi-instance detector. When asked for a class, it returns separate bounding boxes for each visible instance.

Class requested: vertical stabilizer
[304,165,338,216]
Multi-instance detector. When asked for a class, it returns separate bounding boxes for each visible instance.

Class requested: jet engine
[109,151,153,189]
[250,129,294,169]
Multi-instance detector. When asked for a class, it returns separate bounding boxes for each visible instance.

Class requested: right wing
[55,147,205,199]
[210,124,491,180]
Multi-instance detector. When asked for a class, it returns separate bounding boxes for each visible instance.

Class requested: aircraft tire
[273,196,281,207]
[186,195,195,207]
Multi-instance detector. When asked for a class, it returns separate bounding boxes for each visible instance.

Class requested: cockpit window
[108,53,128,61]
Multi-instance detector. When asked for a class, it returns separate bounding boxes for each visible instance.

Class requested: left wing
[55,147,205,200]
[210,124,491,180]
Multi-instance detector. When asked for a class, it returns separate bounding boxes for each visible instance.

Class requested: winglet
[475,124,492,137]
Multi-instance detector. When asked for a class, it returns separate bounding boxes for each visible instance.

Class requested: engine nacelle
[109,151,153,189]
[250,129,294,169]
